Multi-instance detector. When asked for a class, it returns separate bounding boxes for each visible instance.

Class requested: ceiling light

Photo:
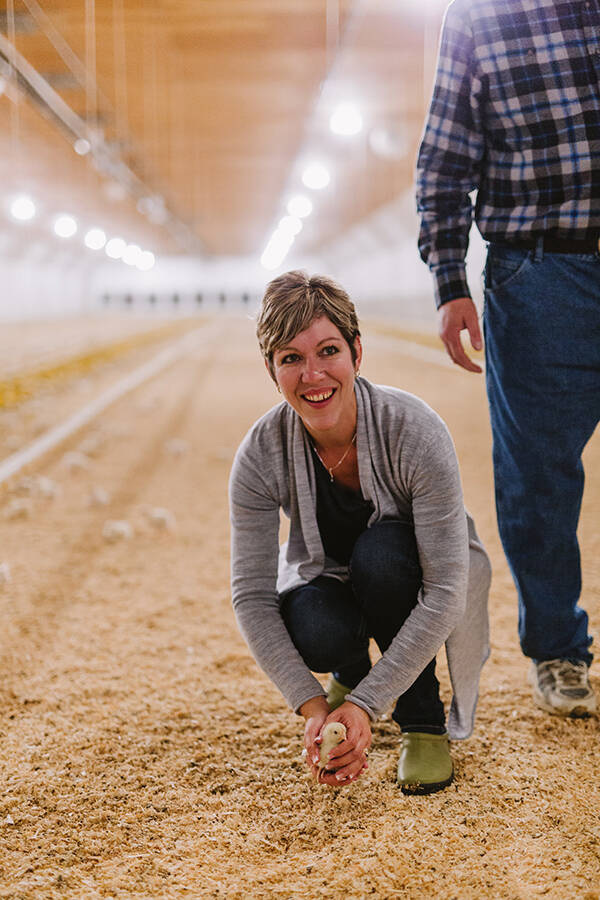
[301,163,330,190]
[368,125,407,161]
[278,215,303,236]
[84,228,107,250]
[105,237,126,259]
[103,181,127,203]
[74,138,91,156]
[330,102,363,136]
[10,195,36,221]
[137,251,155,271]
[261,229,295,270]
[122,243,142,266]
[287,195,313,218]
[53,215,77,238]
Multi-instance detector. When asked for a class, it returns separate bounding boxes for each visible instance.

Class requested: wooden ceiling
[0,0,446,259]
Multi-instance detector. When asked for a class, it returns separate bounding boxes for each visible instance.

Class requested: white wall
[0,229,98,320]
[0,189,487,323]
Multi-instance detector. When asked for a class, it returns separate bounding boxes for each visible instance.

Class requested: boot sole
[399,772,454,795]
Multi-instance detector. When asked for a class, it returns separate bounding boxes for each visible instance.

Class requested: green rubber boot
[326,676,351,710]
[397,732,454,795]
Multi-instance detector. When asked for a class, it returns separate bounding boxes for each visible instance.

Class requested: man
[416,0,599,716]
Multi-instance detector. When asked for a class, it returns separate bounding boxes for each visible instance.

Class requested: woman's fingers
[317,751,369,785]
[317,739,369,783]
[303,710,329,767]
[304,702,372,785]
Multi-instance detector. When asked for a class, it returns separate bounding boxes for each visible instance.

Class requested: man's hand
[438,296,483,373]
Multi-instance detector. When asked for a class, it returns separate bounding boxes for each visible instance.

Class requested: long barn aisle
[0,316,598,899]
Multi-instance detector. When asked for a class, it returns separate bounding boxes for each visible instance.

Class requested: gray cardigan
[229,378,490,739]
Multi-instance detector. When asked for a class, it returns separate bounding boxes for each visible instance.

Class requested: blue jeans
[484,241,599,664]
[281,521,446,730]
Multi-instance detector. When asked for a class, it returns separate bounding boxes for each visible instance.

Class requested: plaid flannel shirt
[416,0,600,308]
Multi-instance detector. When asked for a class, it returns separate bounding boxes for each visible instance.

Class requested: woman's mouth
[302,388,335,405]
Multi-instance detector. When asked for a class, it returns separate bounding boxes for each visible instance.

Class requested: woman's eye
[321,345,340,356]
[280,353,300,365]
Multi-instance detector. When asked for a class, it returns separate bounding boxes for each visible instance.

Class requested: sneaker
[396,732,454,795]
[529,659,596,717]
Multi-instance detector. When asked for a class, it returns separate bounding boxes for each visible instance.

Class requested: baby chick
[317,722,347,780]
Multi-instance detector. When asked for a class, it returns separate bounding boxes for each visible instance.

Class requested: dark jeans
[281,521,445,730]
[484,241,599,664]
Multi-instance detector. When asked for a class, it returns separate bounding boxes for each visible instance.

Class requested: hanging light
[261,229,295,270]
[330,102,363,136]
[278,215,303,236]
[105,237,126,259]
[74,138,91,156]
[287,195,313,218]
[10,195,36,221]
[54,215,78,238]
[301,163,330,190]
[84,228,107,250]
[137,250,155,271]
[368,124,407,161]
[122,243,142,266]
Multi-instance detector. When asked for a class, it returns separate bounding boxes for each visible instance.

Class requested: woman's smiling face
[271,315,362,442]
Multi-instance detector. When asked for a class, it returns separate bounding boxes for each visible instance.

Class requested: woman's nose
[300,357,325,381]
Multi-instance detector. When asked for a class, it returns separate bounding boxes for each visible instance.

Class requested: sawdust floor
[0,315,598,900]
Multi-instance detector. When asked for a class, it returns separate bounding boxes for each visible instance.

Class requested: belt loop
[534,236,544,262]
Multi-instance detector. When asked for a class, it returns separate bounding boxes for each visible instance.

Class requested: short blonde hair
[257,270,360,381]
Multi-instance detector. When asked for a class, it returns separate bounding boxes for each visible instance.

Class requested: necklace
[312,432,357,482]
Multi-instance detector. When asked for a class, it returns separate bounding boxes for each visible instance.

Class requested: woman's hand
[300,696,330,774]
[301,697,372,786]
[315,701,371,786]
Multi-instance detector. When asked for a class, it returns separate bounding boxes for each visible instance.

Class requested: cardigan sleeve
[347,421,469,720]
[229,439,326,714]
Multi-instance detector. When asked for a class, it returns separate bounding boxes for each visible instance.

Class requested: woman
[229,271,490,793]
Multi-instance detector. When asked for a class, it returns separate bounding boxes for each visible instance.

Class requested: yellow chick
[317,722,347,779]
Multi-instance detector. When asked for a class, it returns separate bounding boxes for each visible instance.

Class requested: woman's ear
[353,335,363,374]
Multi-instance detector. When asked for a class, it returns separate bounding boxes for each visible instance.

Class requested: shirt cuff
[433,265,472,309]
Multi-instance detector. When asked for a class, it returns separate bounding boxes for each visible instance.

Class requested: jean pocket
[485,248,534,292]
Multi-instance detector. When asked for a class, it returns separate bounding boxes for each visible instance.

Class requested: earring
[355,368,360,378]
[276,384,281,393]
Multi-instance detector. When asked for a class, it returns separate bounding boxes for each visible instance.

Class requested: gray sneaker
[529,659,596,717]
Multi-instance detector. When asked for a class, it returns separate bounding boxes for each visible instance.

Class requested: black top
[311,446,373,565]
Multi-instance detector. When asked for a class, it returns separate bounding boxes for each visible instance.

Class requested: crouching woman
[229,271,491,793]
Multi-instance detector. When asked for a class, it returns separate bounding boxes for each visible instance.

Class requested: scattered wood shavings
[4,497,33,520]
[102,519,133,542]
[61,450,90,472]
[0,318,598,900]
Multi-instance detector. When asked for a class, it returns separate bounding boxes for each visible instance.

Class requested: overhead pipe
[0,30,201,253]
